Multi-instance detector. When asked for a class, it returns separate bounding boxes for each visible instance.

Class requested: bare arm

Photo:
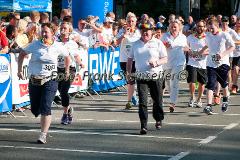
[64,55,71,74]
[0,45,8,54]
[74,55,85,68]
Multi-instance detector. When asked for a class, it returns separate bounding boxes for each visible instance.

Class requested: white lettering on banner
[89,50,119,83]
[112,51,120,80]
[0,56,10,83]
[89,54,99,78]
[67,0,72,11]
[104,0,109,17]
[99,51,112,76]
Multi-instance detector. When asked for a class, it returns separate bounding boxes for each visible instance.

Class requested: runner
[204,19,235,115]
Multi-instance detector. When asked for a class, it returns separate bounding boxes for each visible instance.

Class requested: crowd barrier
[0,47,126,113]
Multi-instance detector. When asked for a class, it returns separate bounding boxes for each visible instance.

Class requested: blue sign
[0,0,13,11]
[13,0,52,12]
[62,0,113,27]
[0,54,12,113]
[0,0,52,12]
[88,47,126,92]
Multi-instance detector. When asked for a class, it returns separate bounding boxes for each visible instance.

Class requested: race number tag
[211,55,220,65]
[192,51,203,61]
[42,64,56,72]
[236,45,240,51]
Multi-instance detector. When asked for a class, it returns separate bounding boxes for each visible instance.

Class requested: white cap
[104,16,114,23]
[159,15,166,20]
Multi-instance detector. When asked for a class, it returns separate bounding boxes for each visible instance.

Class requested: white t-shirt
[187,34,207,69]
[117,28,141,62]
[205,31,235,68]
[99,27,114,44]
[234,32,240,57]
[128,38,167,79]
[161,32,188,69]
[223,28,240,57]
[72,29,91,48]
[57,39,79,68]
[24,40,69,77]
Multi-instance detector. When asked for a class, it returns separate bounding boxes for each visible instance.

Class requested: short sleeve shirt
[128,38,167,79]
[206,31,235,68]
[187,34,207,69]
[24,40,69,77]
[161,32,188,69]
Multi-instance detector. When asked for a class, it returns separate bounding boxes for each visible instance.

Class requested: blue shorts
[206,64,230,91]
[29,80,58,117]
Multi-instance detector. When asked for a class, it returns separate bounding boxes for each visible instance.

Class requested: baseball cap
[222,16,229,22]
[159,15,166,20]
[104,16,115,23]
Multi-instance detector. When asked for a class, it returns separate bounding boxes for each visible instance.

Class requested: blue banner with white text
[0,54,12,113]
[88,47,126,92]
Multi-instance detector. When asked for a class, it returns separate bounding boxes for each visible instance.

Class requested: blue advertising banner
[88,47,126,92]
[0,54,12,113]
[0,0,52,12]
[13,0,52,12]
[62,0,113,27]
[0,0,13,11]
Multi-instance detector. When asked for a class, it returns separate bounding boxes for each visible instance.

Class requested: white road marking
[199,136,217,144]
[168,152,190,160]
[223,123,239,130]
[53,118,227,127]
[0,145,173,158]
[0,128,203,141]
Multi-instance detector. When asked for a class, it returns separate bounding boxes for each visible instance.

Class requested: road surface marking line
[0,145,173,158]
[0,128,203,141]
[224,123,239,130]
[168,151,190,160]
[53,118,227,127]
[199,136,216,144]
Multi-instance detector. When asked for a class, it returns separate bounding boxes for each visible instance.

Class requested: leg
[217,65,230,112]
[169,65,185,104]
[204,67,217,115]
[186,65,197,107]
[137,80,149,130]
[28,82,42,117]
[148,79,164,125]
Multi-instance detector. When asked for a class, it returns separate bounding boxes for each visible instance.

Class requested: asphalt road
[0,83,240,160]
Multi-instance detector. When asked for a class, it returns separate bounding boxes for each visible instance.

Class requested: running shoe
[125,102,132,110]
[37,132,47,144]
[155,121,162,130]
[61,114,69,125]
[188,98,195,107]
[195,100,203,108]
[221,102,229,112]
[203,105,213,115]
[140,128,148,135]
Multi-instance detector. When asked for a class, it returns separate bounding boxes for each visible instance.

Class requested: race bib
[124,43,132,56]
[42,64,56,72]
[211,55,220,65]
[236,45,240,51]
